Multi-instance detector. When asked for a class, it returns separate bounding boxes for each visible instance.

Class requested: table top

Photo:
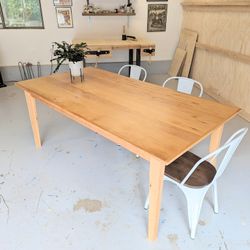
[16,67,239,164]
[72,39,155,49]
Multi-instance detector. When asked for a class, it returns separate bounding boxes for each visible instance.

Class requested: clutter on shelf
[83,0,135,16]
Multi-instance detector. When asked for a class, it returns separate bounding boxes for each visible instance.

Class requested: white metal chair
[163,76,204,97]
[118,64,147,82]
[144,128,248,239]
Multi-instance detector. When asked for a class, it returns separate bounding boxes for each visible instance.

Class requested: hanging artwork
[147,4,168,32]
[56,7,73,28]
[53,0,72,6]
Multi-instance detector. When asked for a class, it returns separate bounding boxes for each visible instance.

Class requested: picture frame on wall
[53,0,72,6]
[147,4,168,32]
[56,7,73,28]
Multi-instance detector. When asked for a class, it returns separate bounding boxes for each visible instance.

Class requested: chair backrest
[163,76,203,97]
[118,64,147,82]
[180,128,248,187]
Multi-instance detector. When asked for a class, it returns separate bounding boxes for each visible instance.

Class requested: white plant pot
[69,61,83,77]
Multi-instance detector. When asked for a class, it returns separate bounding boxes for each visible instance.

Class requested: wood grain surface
[16,67,239,164]
[182,0,250,121]
[168,48,187,76]
[72,39,155,50]
[165,151,216,187]
[182,1,250,8]
[178,29,198,77]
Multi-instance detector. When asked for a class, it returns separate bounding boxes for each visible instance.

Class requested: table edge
[16,83,240,166]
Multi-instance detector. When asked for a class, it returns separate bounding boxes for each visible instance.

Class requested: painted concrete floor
[0,80,250,250]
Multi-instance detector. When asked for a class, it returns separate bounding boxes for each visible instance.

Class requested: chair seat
[165,151,216,188]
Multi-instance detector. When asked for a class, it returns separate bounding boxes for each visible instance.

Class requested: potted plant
[51,41,88,77]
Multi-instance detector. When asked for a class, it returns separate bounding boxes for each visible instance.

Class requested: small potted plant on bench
[51,41,88,77]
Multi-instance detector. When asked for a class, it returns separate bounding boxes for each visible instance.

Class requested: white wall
[0,0,182,66]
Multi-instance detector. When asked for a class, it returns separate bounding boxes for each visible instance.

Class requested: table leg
[136,49,141,66]
[128,49,134,76]
[0,71,7,88]
[129,49,134,65]
[209,125,224,166]
[24,91,41,149]
[148,158,165,241]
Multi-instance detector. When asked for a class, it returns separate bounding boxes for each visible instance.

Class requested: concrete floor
[0,77,250,250]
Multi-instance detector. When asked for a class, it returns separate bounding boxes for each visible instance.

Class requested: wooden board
[182,1,250,11]
[182,0,250,121]
[168,48,187,77]
[73,39,155,50]
[73,39,155,60]
[182,1,250,6]
[196,43,250,65]
[16,67,239,164]
[178,29,198,77]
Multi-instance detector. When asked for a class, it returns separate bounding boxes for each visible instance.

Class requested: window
[0,0,44,29]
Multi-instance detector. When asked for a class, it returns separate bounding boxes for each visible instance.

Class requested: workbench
[72,39,156,66]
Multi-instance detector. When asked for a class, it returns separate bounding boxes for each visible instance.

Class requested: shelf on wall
[82,12,136,16]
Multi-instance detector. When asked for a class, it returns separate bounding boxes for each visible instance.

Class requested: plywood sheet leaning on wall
[191,49,250,120]
[181,1,250,121]
[178,29,198,77]
[168,48,187,77]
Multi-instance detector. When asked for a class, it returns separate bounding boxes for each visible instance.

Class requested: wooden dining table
[16,67,240,240]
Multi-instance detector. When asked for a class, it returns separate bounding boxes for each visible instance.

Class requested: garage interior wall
[0,0,183,67]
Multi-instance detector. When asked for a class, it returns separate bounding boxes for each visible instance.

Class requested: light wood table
[16,67,239,240]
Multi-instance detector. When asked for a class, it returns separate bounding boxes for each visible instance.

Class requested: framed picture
[56,7,73,28]
[147,4,168,32]
[53,0,72,6]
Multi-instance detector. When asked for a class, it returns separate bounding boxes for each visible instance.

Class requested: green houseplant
[51,41,88,76]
